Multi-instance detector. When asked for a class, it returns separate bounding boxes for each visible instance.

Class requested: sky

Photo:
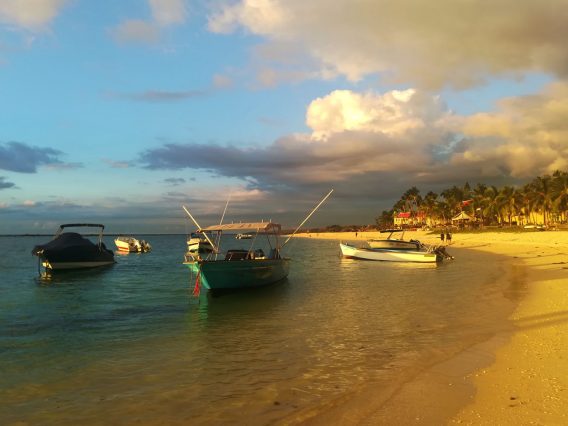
[1,0,566,234]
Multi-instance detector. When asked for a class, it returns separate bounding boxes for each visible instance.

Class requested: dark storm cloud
[138,128,456,188]
[0,141,65,173]
[0,176,15,189]
[138,132,402,182]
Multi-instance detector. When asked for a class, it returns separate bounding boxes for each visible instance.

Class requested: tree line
[376,170,568,228]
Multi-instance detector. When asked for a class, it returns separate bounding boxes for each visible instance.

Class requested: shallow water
[0,235,518,425]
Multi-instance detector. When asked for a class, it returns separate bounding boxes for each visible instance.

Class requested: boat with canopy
[184,221,290,293]
[32,223,115,273]
[182,189,333,294]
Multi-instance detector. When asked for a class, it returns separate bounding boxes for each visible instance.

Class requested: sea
[0,235,522,425]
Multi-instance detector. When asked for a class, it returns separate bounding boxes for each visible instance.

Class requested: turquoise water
[1,235,518,425]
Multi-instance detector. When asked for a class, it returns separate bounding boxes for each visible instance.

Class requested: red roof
[396,212,411,218]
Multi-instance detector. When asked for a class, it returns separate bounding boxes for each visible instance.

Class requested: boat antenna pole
[215,194,231,259]
[282,189,333,247]
[219,194,231,226]
[182,205,219,253]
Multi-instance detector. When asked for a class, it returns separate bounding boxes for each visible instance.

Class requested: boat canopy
[199,222,281,233]
[59,223,105,230]
[55,223,106,242]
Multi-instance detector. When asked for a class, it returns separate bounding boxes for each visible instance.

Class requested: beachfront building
[393,211,427,228]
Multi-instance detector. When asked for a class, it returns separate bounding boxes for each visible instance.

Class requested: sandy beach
[292,230,568,424]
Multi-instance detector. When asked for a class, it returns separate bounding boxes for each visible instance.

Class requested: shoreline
[291,230,568,424]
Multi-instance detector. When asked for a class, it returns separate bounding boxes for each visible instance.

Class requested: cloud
[208,0,568,89]
[102,158,131,169]
[107,89,205,102]
[164,177,186,185]
[139,88,455,184]
[149,0,187,26]
[0,141,67,173]
[105,72,233,103]
[111,20,160,44]
[138,83,568,201]
[0,176,16,190]
[306,89,449,139]
[42,162,82,170]
[0,0,68,30]
[212,73,233,89]
[111,0,187,46]
[451,81,568,177]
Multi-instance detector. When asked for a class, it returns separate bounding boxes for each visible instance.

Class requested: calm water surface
[0,235,519,425]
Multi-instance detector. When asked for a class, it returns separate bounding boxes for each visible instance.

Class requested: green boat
[183,221,290,293]
[182,189,333,294]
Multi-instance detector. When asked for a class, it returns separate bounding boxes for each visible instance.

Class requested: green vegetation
[377,170,568,228]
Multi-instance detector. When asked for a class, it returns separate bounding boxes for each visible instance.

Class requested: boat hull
[186,258,290,290]
[186,239,213,255]
[42,260,115,270]
[340,243,440,263]
[115,239,138,252]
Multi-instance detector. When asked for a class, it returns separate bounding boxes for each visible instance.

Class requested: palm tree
[376,210,394,228]
[472,183,488,225]
[387,170,568,228]
[421,191,439,225]
[496,186,521,226]
[530,175,553,225]
[483,186,502,225]
[551,170,568,223]
[441,185,465,218]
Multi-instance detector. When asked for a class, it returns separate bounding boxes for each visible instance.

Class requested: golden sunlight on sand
[294,230,568,424]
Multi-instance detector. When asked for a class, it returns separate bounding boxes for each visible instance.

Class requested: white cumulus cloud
[111,20,160,44]
[306,89,449,139]
[453,81,568,177]
[149,0,187,26]
[208,0,568,89]
[0,0,68,30]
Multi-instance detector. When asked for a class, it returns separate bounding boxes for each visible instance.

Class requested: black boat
[32,223,115,272]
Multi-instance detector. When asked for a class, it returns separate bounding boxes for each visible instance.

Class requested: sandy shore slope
[292,230,568,424]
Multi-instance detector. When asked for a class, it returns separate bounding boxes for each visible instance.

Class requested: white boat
[114,236,151,253]
[186,232,214,257]
[340,243,451,263]
[367,229,421,250]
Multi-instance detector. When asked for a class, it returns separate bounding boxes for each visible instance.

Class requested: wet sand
[291,230,568,424]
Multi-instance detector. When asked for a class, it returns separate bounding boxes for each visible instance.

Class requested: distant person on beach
[446,232,452,244]
[440,232,445,242]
